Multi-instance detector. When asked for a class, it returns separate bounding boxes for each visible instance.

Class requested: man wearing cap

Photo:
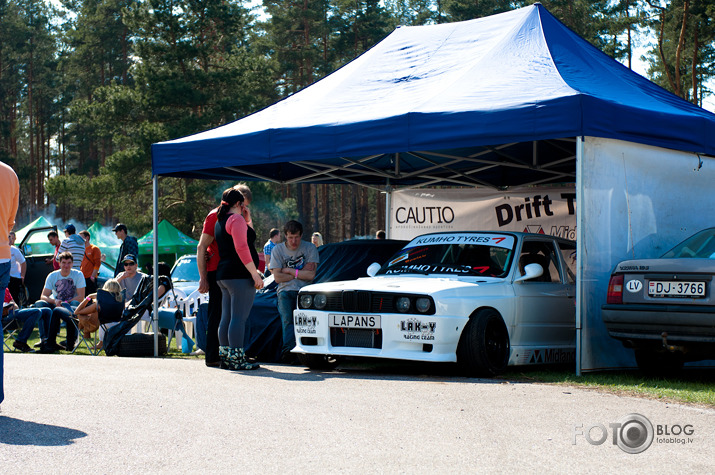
[115,254,145,303]
[112,223,138,277]
[56,224,85,270]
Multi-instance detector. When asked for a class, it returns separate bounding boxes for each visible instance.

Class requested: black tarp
[244,239,407,362]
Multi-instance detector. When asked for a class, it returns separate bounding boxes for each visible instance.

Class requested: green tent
[137,219,198,267]
[14,216,55,255]
[87,221,104,237]
[84,221,121,270]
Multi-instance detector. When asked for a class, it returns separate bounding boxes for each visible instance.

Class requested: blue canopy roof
[151,4,715,188]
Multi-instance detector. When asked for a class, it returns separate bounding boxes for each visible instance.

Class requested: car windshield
[661,228,715,259]
[377,233,515,277]
[172,256,199,282]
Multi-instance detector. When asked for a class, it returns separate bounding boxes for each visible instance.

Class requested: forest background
[2,0,714,247]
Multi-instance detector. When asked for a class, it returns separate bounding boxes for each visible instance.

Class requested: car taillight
[607,274,624,304]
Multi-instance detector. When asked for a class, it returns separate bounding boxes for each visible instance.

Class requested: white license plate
[329,314,381,329]
[648,281,705,297]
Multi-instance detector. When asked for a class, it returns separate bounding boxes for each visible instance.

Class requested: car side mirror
[367,262,381,277]
[514,263,544,283]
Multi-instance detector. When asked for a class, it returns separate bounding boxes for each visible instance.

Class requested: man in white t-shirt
[37,251,86,353]
[7,231,25,305]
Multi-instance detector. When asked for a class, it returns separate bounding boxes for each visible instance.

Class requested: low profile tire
[634,349,684,376]
[457,309,510,377]
[298,353,340,370]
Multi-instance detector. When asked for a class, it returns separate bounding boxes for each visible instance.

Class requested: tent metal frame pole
[385,180,392,238]
[153,175,159,357]
[575,136,584,376]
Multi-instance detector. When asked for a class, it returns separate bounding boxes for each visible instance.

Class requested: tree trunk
[377,189,385,235]
[673,1,690,98]
[312,184,319,234]
[692,21,699,105]
[322,184,330,243]
[296,183,305,225]
[350,184,357,238]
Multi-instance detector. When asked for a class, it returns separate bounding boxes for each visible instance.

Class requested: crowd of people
[2,179,329,374]
[2,220,150,354]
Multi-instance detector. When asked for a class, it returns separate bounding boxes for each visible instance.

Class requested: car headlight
[396,297,411,312]
[415,297,431,313]
[314,294,327,309]
[299,294,313,309]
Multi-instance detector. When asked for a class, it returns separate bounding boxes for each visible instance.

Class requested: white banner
[389,186,577,241]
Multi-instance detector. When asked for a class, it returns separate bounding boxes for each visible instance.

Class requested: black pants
[8,277,23,306]
[85,277,98,295]
[206,270,222,365]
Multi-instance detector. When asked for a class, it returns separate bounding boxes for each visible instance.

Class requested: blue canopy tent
[151,4,715,370]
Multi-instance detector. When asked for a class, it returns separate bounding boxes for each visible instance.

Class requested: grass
[503,365,715,408]
[9,327,715,407]
[10,326,200,359]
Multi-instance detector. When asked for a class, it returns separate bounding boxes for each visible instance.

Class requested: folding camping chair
[67,289,125,356]
[2,312,20,351]
[61,303,103,356]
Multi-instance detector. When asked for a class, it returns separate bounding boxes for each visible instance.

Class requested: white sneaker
[190,349,205,356]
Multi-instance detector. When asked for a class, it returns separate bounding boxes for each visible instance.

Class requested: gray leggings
[216,278,255,348]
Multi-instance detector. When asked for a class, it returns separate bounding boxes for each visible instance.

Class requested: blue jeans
[3,307,50,343]
[277,290,298,353]
[0,261,11,404]
[35,300,80,348]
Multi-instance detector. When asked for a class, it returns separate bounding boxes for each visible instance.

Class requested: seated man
[3,289,51,352]
[35,251,86,353]
[116,254,146,304]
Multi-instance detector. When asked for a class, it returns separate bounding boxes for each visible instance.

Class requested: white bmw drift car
[293,231,577,376]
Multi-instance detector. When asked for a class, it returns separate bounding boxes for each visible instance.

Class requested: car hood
[614,258,715,273]
[301,275,502,294]
[172,281,199,296]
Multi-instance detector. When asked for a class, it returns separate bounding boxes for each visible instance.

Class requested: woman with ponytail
[214,187,263,370]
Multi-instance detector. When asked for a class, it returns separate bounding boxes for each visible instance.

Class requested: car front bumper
[292,309,468,362]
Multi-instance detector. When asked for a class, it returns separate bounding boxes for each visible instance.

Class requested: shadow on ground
[0,416,87,446]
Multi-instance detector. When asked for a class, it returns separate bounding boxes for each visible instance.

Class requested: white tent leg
[384,182,392,238]
[575,136,584,376]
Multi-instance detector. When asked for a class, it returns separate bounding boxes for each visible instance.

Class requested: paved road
[1,353,713,473]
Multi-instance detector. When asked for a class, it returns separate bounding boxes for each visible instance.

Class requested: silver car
[601,227,715,373]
